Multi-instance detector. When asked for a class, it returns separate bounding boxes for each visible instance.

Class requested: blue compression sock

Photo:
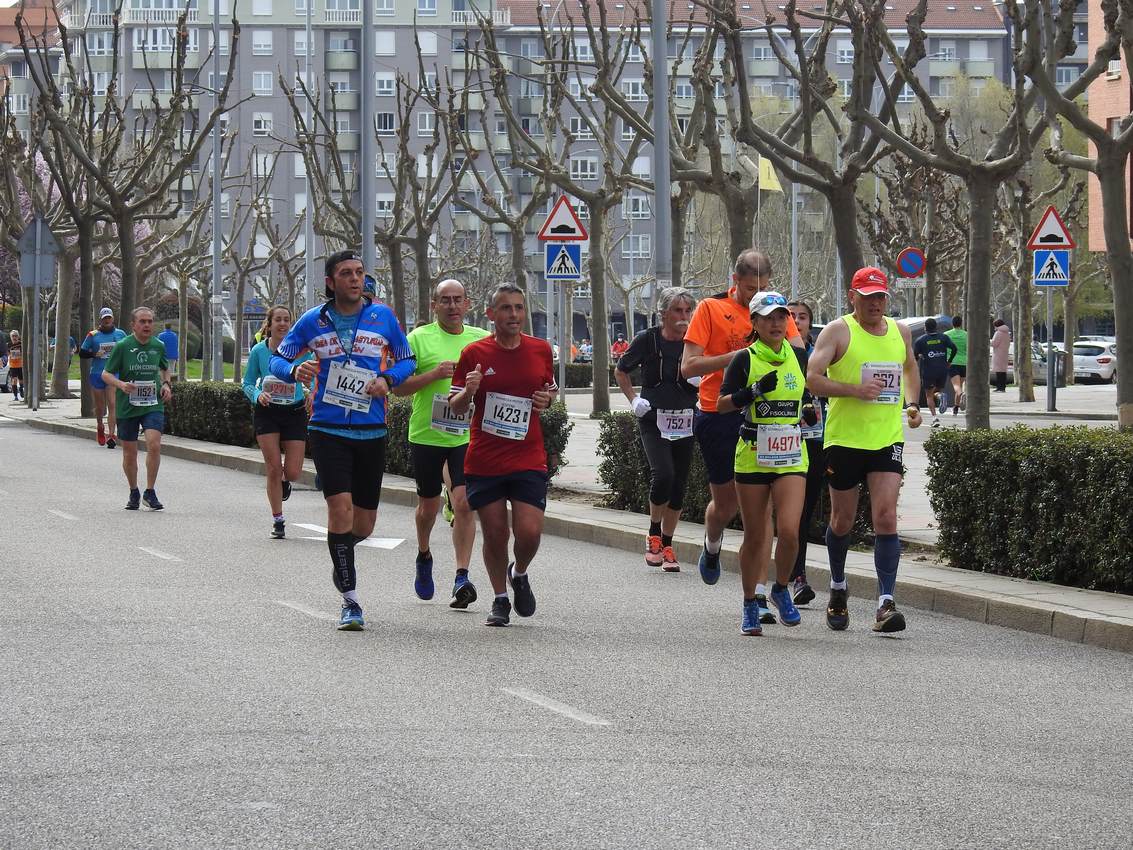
[875,533,901,597]
[825,525,850,585]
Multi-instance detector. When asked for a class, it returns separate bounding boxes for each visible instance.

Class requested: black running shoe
[106,437,117,449]
[509,564,536,617]
[271,519,285,539]
[755,594,777,624]
[826,588,849,631]
[142,489,164,511]
[282,480,292,501]
[873,599,907,634]
[125,488,140,510]
[450,572,477,609]
[486,596,511,627]
[791,578,816,607]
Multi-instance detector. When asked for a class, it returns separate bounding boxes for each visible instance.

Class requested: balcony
[132,51,202,70]
[327,90,358,111]
[60,10,117,28]
[325,9,361,23]
[459,130,485,150]
[326,50,358,71]
[452,212,480,231]
[464,92,485,111]
[517,96,539,114]
[132,90,187,109]
[491,220,511,234]
[494,133,511,152]
[517,57,541,76]
[451,9,510,26]
[929,59,960,77]
[336,131,360,151]
[124,7,199,24]
[963,59,995,78]
[748,59,779,77]
[329,171,356,192]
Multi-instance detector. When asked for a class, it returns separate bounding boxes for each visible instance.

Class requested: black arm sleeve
[616,329,652,374]
[718,350,750,398]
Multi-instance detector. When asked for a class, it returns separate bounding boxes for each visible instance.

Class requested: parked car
[1071,340,1118,383]
[999,342,1061,385]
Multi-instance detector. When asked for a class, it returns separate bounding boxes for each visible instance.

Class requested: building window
[676,116,690,134]
[627,43,643,63]
[574,38,594,63]
[220,192,230,217]
[896,83,915,103]
[572,284,591,298]
[376,193,395,217]
[839,78,852,98]
[375,30,395,55]
[417,111,435,136]
[12,93,28,114]
[417,0,436,15]
[252,111,273,136]
[294,192,307,216]
[623,234,651,258]
[252,30,272,55]
[294,30,312,56]
[622,121,636,142]
[889,39,908,62]
[569,77,595,99]
[570,157,598,181]
[252,0,272,15]
[632,156,650,179]
[294,153,306,178]
[418,30,437,55]
[622,79,647,101]
[623,194,650,219]
[674,81,693,99]
[1055,65,1079,87]
[208,29,230,54]
[295,0,307,13]
[933,77,954,99]
[421,71,438,95]
[253,71,273,96]
[836,39,853,64]
[520,116,542,137]
[376,72,395,96]
[376,112,396,135]
[335,116,353,134]
[569,116,595,140]
[714,80,726,98]
[375,0,394,14]
[329,72,354,92]
[751,44,774,61]
[340,152,357,174]
[520,39,539,59]
[253,152,274,178]
[936,40,956,61]
[968,39,989,61]
[85,32,113,56]
[329,32,355,52]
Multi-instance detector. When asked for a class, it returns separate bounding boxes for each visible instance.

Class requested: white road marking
[47,509,79,521]
[501,687,611,727]
[275,600,337,622]
[293,523,404,550]
[137,546,181,561]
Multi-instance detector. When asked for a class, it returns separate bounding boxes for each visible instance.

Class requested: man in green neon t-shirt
[944,315,968,415]
[394,279,489,609]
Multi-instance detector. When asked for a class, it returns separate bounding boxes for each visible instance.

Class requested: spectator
[157,323,180,378]
[611,333,629,358]
[991,319,1011,393]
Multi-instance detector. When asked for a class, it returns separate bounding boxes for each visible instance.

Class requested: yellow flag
[758,156,783,193]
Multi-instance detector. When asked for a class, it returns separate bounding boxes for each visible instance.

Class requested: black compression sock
[328,531,357,594]
[772,582,788,593]
[661,534,673,547]
[649,520,662,536]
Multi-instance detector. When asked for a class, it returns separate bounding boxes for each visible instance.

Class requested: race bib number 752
[861,362,902,405]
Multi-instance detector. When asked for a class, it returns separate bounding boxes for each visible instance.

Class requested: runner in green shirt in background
[394,279,490,609]
[944,315,969,416]
[102,307,172,511]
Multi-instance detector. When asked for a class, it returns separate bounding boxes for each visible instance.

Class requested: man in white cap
[79,307,127,448]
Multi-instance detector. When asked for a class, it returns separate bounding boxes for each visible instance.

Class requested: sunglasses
[757,294,788,308]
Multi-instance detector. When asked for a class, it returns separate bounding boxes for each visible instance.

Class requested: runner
[614,286,699,572]
[7,331,23,401]
[448,284,557,628]
[157,323,180,378]
[786,299,824,606]
[945,315,968,415]
[912,317,957,427]
[393,278,489,608]
[269,250,416,631]
[101,307,173,511]
[242,305,312,539]
[79,308,127,447]
[718,292,812,635]
[681,249,800,624]
[806,267,922,634]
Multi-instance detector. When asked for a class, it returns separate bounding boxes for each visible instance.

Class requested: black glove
[801,403,818,427]
[756,370,778,395]
[731,386,756,408]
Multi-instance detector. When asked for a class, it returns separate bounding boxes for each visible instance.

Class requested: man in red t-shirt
[450,284,557,627]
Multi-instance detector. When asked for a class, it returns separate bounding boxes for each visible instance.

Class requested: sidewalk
[5,393,1132,654]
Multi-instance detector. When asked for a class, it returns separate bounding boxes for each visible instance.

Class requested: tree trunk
[414,232,431,326]
[925,193,937,313]
[1063,289,1077,384]
[1017,267,1035,402]
[588,209,610,413]
[724,188,753,262]
[177,274,189,381]
[964,176,998,430]
[388,242,407,328]
[510,225,534,334]
[50,251,77,398]
[1097,151,1133,427]
[670,196,686,291]
[201,275,213,379]
[116,211,138,319]
[234,274,246,383]
[77,220,95,416]
[828,182,866,278]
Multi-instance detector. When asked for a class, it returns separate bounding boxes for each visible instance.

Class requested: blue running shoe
[338,601,364,631]
[414,551,435,600]
[450,572,477,609]
[741,598,763,636]
[756,594,777,624]
[769,584,801,626]
[698,540,721,585]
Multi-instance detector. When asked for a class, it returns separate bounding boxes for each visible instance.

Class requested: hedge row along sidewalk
[6,395,1133,653]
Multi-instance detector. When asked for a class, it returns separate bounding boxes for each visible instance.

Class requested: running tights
[639,426,694,511]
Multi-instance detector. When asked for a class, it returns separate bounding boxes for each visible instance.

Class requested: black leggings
[639,423,695,510]
[792,438,826,581]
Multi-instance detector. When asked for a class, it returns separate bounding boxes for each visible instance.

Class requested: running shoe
[952,405,959,416]
[791,577,816,606]
[698,541,721,585]
[142,489,164,511]
[741,598,763,636]
[509,564,536,617]
[281,480,292,501]
[937,394,947,415]
[645,534,663,567]
[338,601,365,631]
[106,437,116,449]
[662,545,680,572]
[442,487,455,526]
[450,572,477,609]
[755,594,777,624]
[414,551,435,600]
[769,585,802,626]
[931,416,941,428]
[873,599,907,633]
[827,588,850,631]
[125,488,140,511]
[97,424,106,446]
[486,596,511,627]
[958,392,967,411]
[271,519,286,539]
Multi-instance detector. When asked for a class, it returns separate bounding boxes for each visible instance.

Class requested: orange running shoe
[644,534,663,567]
[662,546,680,572]
[97,424,106,446]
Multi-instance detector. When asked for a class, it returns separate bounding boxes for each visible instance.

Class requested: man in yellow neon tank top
[806,267,922,634]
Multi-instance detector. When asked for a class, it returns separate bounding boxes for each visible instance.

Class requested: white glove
[631,396,652,418]
[686,375,703,387]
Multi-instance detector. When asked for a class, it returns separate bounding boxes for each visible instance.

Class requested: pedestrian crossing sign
[1032,249,1070,286]
[545,242,582,280]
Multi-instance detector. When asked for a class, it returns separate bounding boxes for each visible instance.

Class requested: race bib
[862,362,902,405]
[800,402,824,440]
[656,408,693,441]
[482,391,532,440]
[129,380,158,407]
[430,393,473,435]
[97,342,115,358]
[323,361,374,412]
[756,423,803,467]
[262,377,296,405]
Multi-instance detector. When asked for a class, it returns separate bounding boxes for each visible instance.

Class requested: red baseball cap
[850,266,889,295]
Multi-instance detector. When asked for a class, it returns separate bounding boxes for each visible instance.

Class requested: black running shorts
[825,443,905,491]
[253,402,308,442]
[410,442,468,498]
[465,470,548,512]
[308,431,386,510]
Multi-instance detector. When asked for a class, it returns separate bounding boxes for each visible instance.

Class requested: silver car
[1071,340,1118,383]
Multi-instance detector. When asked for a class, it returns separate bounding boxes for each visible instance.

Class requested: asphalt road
[2,419,1131,849]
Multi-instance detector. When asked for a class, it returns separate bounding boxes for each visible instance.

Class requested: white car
[1071,340,1118,383]
[0,359,8,392]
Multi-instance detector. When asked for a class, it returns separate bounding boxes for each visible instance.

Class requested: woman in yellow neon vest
[718,291,817,636]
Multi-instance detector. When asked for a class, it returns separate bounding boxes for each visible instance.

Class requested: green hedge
[925,426,1133,593]
[597,411,873,540]
[558,363,640,388]
[165,383,576,483]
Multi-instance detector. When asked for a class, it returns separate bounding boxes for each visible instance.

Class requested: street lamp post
[650,0,671,292]
[360,0,375,273]
[304,0,314,309]
[211,0,223,380]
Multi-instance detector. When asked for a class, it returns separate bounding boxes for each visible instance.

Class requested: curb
[19,415,1133,655]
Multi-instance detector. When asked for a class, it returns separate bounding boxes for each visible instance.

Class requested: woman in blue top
[243,306,311,539]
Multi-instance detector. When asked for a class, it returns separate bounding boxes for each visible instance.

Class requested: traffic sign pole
[1047,288,1056,412]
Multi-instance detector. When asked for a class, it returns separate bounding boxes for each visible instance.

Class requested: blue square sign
[1032,249,1069,286]
[545,242,582,280]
